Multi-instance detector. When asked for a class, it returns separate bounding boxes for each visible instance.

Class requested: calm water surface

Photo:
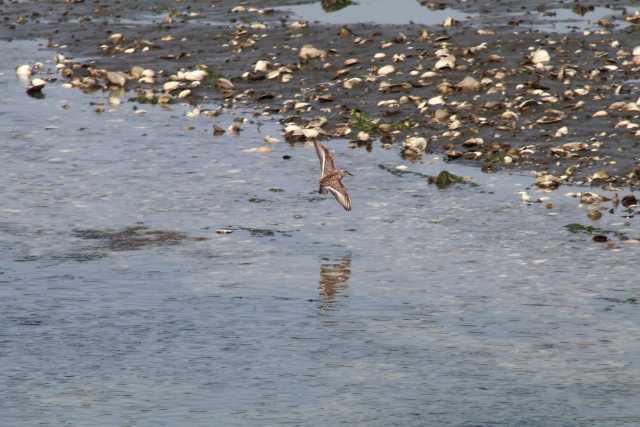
[2,40,640,426]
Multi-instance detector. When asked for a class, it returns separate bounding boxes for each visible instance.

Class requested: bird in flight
[313,140,352,211]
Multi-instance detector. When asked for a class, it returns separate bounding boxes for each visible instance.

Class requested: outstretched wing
[313,140,336,177]
[325,180,352,211]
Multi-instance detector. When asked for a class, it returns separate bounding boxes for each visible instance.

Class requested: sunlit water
[2,40,640,426]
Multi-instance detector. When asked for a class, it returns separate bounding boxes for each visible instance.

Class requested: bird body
[313,140,352,211]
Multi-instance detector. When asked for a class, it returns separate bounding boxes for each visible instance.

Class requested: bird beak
[345,171,354,176]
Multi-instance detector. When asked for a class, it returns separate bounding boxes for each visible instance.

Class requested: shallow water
[2,40,640,426]
[279,0,475,26]
[521,7,632,33]
[281,1,634,34]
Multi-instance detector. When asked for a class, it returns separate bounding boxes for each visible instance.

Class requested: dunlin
[313,141,352,211]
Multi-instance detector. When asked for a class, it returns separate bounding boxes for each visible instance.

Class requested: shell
[163,81,181,92]
[377,65,395,77]
[106,71,127,87]
[531,49,551,65]
[216,78,234,90]
[15,64,32,78]
[299,45,326,62]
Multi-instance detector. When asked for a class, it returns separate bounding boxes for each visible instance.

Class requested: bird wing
[313,140,336,177]
[324,180,352,211]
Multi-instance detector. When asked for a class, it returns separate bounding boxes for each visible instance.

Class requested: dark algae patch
[321,0,353,13]
[430,170,466,189]
[564,223,633,242]
[73,226,189,251]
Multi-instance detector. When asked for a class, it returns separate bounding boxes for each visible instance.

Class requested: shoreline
[5,0,640,194]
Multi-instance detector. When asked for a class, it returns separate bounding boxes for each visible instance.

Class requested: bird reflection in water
[318,255,351,310]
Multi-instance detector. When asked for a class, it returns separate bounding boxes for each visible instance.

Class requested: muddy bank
[6,0,640,191]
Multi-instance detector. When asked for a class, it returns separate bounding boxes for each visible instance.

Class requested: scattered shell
[442,17,455,27]
[456,76,480,92]
[587,209,602,221]
[343,78,363,89]
[254,60,270,73]
[108,33,124,44]
[403,136,428,155]
[26,78,46,95]
[591,170,610,181]
[428,96,445,106]
[299,45,326,62]
[289,20,308,30]
[15,64,32,78]
[434,54,456,70]
[263,135,279,144]
[357,131,370,142]
[463,137,484,147]
[106,71,127,87]
[183,70,207,81]
[580,192,609,204]
[178,89,192,99]
[531,49,551,65]
[163,81,181,92]
[216,78,234,90]
[243,146,272,153]
[377,65,395,77]
[130,66,144,79]
[554,126,568,138]
[535,174,561,190]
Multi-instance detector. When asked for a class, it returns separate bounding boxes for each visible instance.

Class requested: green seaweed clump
[322,0,353,13]
[431,171,465,189]
[350,109,377,134]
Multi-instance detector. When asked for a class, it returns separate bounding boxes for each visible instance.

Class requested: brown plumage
[313,140,352,211]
